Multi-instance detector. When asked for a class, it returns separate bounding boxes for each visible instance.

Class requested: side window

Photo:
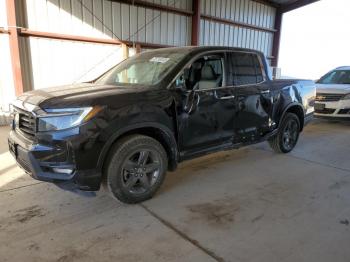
[252,54,264,83]
[319,71,337,84]
[229,52,264,86]
[186,54,224,90]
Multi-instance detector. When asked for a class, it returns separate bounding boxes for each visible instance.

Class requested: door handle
[260,90,270,94]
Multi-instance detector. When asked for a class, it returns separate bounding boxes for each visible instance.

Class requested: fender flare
[97,122,179,171]
[279,102,305,130]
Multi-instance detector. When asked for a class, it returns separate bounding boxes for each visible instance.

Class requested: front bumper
[8,129,101,191]
[314,100,350,119]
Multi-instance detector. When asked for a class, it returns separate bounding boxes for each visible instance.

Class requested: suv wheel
[268,113,300,153]
[104,135,168,204]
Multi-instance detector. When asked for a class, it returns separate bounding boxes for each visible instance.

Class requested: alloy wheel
[121,149,161,194]
[282,119,299,151]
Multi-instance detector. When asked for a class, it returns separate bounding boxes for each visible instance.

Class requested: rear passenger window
[229,52,264,86]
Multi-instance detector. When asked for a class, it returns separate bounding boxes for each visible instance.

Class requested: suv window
[186,54,224,90]
[228,52,264,86]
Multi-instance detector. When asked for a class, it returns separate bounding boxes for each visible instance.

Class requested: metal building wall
[200,0,276,59]
[2,0,277,100]
[25,0,192,45]
[22,0,192,89]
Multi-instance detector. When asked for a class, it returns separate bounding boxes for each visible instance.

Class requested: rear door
[227,52,274,143]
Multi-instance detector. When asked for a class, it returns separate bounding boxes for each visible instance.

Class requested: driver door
[175,52,238,156]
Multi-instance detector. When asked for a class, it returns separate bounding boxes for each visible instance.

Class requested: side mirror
[175,75,185,90]
[175,68,190,91]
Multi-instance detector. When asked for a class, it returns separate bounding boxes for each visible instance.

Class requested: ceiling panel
[256,0,320,12]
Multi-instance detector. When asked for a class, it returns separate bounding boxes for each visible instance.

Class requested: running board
[180,129,279,161]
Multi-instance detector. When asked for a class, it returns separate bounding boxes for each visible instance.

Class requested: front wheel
[268,113,300,153]
[104,135,168,204]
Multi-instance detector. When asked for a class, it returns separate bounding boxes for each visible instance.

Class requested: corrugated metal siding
[200,0,275,59]
[9,0,277,93]
[26,37,125,89]
[22,0,193,89]
[25,0,192,46]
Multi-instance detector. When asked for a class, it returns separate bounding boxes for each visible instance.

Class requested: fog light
[52,168,74,175]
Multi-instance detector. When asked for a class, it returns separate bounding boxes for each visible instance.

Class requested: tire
[103,135,168,204]
[268,113,300,154]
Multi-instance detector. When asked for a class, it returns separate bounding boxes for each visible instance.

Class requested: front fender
[96,121,178,171]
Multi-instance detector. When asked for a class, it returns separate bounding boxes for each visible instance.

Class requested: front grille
[315,108,336,114]
[14,106,36,137]
[316,93,344,102]
[338,109,350,114]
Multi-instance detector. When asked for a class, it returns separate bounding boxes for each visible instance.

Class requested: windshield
[96,50,188,86]
[318,70,350,84]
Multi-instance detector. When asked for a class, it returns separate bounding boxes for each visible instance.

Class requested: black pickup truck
[8,46,315,203]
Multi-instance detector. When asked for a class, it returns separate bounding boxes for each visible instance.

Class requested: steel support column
[191,0,200,46]
[135,44,142,54]
[122,44,129,59]
[6,0,23,96]
[271,8,283,67]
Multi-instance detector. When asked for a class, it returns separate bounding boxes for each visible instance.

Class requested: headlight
[342,94,350,100]
[38,106,102,132]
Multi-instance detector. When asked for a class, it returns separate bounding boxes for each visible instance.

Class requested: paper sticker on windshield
[150,57,170,63]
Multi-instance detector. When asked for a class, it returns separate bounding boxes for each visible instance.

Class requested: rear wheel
[268,113,300,153]
[104,135,168,204]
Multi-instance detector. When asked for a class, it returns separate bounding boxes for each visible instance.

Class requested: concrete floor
[1,119,350,262]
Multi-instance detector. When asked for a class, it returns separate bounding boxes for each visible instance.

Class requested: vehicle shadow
[159,118,350,196]
[159,147,254,195]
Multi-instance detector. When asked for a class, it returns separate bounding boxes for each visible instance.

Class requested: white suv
[315,66,350,119]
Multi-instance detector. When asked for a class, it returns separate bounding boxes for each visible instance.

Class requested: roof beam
[251,0,280,8]
[281,0,320,13]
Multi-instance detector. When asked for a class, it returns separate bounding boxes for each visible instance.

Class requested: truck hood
[16,83,152,109]
[316,84,350,94]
